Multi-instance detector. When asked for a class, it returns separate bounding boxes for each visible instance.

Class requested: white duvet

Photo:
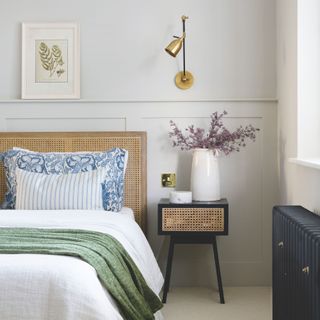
[0,208,164,320]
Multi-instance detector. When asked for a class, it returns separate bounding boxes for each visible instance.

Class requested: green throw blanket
[0,228,163,320]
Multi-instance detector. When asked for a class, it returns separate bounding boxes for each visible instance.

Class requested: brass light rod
[182,16,187,79]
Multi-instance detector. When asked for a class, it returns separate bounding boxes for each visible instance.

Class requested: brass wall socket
[161,173,176,188]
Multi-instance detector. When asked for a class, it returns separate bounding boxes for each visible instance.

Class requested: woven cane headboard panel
[0,132,147,232]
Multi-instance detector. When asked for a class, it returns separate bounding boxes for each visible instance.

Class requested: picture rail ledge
[0,98,278,104]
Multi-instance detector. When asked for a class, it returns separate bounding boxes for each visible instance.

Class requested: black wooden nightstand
[158,198,228,304]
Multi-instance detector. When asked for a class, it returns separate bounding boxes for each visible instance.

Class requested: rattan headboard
[0,132,147,232]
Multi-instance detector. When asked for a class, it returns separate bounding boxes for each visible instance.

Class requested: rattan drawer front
[162,207,224,232]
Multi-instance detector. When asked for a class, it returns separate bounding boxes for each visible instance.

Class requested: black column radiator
[273,206,320,320]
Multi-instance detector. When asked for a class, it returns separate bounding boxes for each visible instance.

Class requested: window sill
[289,158,320,170]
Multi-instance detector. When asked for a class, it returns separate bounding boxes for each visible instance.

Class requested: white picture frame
[22,22,80,99]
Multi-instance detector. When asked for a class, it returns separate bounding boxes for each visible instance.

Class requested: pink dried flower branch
[169,111,260,155]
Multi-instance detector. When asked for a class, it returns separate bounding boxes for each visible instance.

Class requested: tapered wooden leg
[213,236,225,304]
[162,236,175,303]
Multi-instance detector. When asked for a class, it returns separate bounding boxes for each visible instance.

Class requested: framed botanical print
[21,23,80,99]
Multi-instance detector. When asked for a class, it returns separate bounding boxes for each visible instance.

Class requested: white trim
[289,157,320,170]
[0,98,278,104]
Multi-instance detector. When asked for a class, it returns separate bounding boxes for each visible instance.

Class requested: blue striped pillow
[15,167,107,210]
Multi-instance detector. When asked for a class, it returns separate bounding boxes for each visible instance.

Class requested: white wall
[0,0,277,286]
[278,0,320,213]
[297,0,320,158]
[277,0,298,204]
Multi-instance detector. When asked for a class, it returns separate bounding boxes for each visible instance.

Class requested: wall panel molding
[4,117,126,132]
[0,101,278,286]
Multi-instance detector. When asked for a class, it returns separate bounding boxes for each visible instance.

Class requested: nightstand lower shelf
[162,234,225,304]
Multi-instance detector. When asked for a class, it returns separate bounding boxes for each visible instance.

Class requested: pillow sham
[1,147,128,212]
[12,147,129,173]
[15,167,106,210]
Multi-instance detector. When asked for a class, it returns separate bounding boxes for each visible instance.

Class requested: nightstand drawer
[158,199,228,235]
[162,207,225,232]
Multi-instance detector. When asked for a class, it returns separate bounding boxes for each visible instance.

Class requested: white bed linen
[0,208,164,320]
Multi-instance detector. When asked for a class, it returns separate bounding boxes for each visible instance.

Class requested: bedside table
[158,198,228,304]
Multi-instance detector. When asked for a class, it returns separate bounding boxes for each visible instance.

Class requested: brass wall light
[165,15,193,90]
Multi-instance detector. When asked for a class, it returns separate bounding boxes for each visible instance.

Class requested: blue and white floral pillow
[1,147,128,212]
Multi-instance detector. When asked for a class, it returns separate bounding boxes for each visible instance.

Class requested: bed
[0,132,164,320]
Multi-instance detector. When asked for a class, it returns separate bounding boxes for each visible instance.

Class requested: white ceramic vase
[190,148,221,201]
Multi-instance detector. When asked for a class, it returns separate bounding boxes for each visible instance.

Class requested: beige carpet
[162,287,272,320]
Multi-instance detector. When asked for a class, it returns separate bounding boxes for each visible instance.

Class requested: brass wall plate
[175,71,193,90]
[161,173,176,188]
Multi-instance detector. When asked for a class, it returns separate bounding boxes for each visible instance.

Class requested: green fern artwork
[38,42,65,77]
[35,40,68,83]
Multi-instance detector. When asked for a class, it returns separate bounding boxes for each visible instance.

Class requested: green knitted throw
[0,228,163,320]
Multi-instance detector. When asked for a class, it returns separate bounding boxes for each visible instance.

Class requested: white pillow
[15,167,107,210]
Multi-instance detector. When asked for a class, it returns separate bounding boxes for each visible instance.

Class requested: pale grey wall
[0,0,277,286]
[0,0,276,100]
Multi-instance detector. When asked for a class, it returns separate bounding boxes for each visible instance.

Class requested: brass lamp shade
[165,37,184,57]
